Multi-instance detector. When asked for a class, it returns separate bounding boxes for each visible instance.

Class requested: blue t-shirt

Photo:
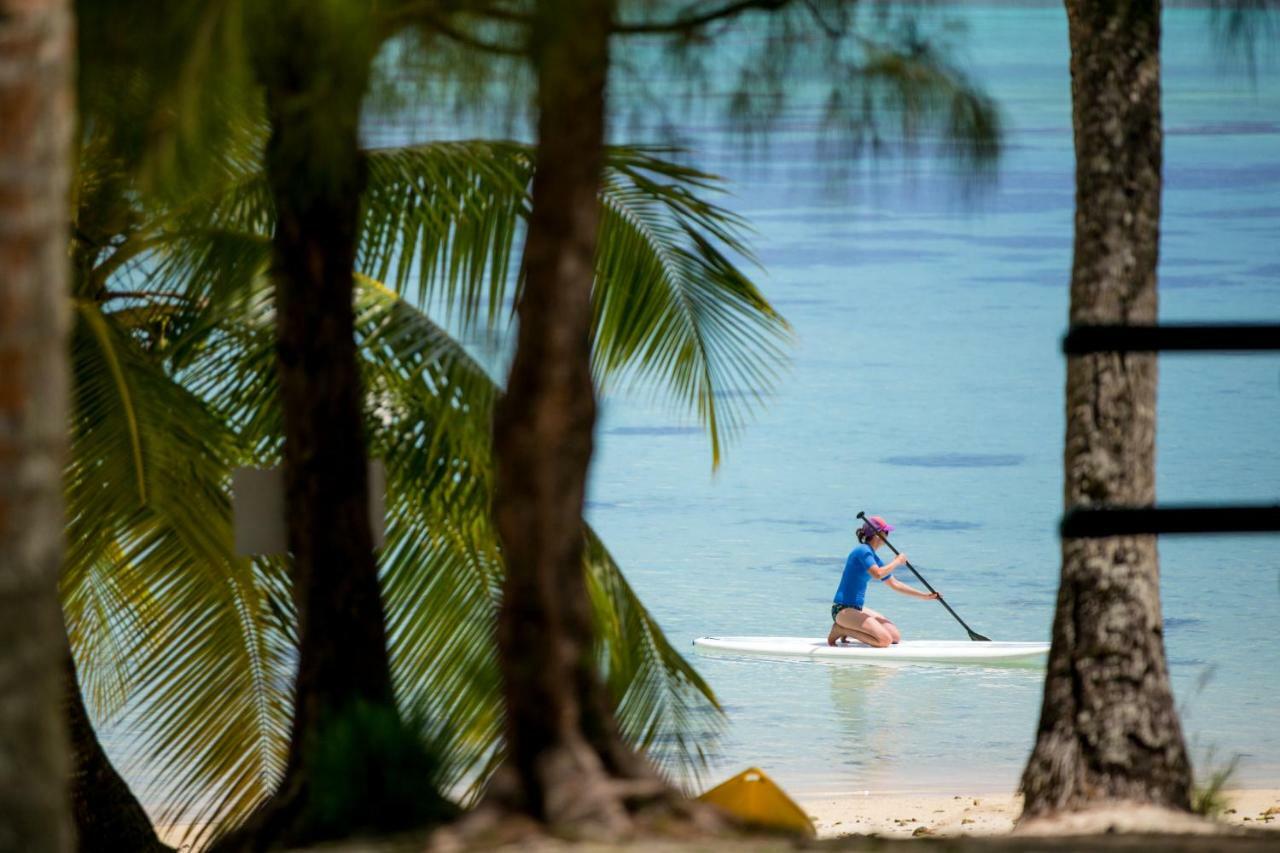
[834,544,890,609]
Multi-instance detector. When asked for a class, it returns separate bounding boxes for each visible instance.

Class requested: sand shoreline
[157,788,1280,847]
[799,788,1280,839]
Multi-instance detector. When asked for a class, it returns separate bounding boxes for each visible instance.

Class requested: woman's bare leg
[834,608,893,648]
[826,621,845,646]
[862,607,901,644]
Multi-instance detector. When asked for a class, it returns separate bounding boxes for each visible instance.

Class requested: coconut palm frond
[583,529,724,791]
[354,279,724,794]
[128,547,293,849]
[67,139,757,836]
[358,141,790,466]
[593,149,790,467]
[162,139,790,472]
[152,140,787,468]
[78,0,260,197]
[64,296,238,695]
[380,514,505,795]
[60,542,146,722]
[62,292,293,847]
[358,280,505,793]
[360,141,532,330]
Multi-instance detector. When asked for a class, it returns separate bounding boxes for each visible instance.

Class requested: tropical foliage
[66,137,788,843]
[66,0,1007,843]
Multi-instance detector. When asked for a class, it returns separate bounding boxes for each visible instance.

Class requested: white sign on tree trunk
[232,461,386,556]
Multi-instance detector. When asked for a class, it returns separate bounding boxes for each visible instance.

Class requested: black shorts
[831,603,862,621]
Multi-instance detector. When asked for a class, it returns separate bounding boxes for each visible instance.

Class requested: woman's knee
[862,622,893,647]
[866,631,892,648]
[869,614,901,644]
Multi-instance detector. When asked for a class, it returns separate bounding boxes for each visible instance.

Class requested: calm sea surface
[579,5,1280,794]
[110,5,1280,811]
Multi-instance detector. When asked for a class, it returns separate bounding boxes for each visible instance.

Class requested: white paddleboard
[692,636,1049,665]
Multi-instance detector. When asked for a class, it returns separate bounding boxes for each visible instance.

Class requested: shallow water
[582,5,1280,794]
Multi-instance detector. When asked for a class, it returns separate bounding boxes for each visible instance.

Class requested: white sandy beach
[155,789,1279,848]
[800,789,1280,839]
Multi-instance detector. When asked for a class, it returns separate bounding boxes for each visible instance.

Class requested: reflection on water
[826,665,897,786]
[683,649,1055,795]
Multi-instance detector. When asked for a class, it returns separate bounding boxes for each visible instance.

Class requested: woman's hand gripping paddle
[857,511,991,642]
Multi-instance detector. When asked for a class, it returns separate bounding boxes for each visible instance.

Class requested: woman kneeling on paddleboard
[828,515,939,647]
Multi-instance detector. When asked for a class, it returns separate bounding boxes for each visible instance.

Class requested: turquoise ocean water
[576,6,1280,795]
[106,5,1280,813]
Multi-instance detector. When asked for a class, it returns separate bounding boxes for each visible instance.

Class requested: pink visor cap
[861,515,895,536]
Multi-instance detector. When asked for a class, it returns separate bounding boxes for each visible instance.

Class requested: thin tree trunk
[490,0,677,835]
[1020,0,1191,817]
[0,0,75,849]
[212,10,452,849]
[263,43,393,789]
[63,645,172,853]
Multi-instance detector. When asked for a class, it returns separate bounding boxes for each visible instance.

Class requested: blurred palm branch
[69,0,1003,843]
[66,136,785,842]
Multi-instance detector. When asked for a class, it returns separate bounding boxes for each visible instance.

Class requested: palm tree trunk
[0,0,75,849]
[1020,0,1191,817]
[263,54,395,786]
[211,11,453,849]
[490,0,672,834]
[63,646,172,853]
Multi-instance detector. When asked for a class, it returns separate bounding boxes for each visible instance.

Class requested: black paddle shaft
[856,511,991,642]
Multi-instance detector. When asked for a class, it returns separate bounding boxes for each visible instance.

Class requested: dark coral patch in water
[903,518,984,531]
[882,453,1025,468]
[606,426,702,436]
[790,555,839,566]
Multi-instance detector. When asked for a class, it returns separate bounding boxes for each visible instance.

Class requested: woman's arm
[868,553,907,580]
[884,575,940,600]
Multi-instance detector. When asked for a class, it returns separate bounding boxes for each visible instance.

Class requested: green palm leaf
[69,139,773,838]
[357,140,790,465]
[78,0,260,198]
[361,142,531,331]
[355,279,725,795]
[63,293,293,848]
[591,149,789,466]
[128,549,293,848]
[144,267,723,828]
[583,529,722,788]
[152,138,790,462]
